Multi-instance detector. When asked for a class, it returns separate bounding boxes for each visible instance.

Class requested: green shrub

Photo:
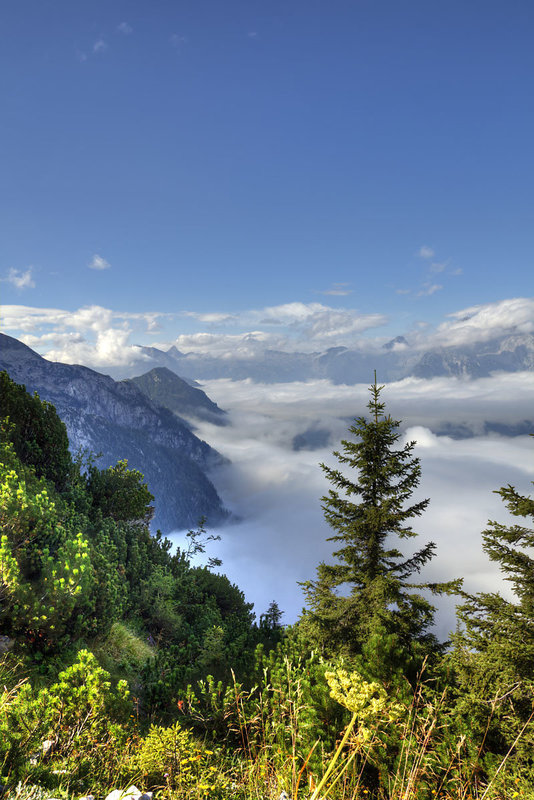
[137,721,202,788]
[98,622,155,675]
[0,650,132,785]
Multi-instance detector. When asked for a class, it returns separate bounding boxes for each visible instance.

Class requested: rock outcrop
[0,334,228,532]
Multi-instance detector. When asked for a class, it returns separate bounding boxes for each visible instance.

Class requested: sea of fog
[169,374,534,640]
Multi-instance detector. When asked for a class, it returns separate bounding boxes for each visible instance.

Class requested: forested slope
[1,371,534,800]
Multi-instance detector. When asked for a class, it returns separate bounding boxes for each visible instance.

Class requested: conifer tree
[301,378,460,670]
[453,469,534,760]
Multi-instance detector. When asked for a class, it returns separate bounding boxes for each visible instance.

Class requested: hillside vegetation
[1,370,533,800]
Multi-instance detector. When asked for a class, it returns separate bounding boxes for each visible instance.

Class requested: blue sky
[1,0,533,360]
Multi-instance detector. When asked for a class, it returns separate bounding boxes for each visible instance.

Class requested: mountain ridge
[0,333,228,532]
[126,367,228,427]
[101,332,534,384]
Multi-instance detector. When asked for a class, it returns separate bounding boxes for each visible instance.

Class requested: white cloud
[429,261,447,274]
[170,34,187,47]
[418,245,435,259]
[251,302,388,347]
[0,305,72,332]
[174,302,389,354]
[117,22,133,35]
[198,372,534,441]
[431,297,534,347]
[20,331,86,350]
[301,308,387,342]
[88,254,111,270]
[184,311,237,325]
[93,39,107,54]
[320,283,352,296]
[170,331,281,358]
[1,267,35,290]
[257,301,327,324]
[417,283,443,297]
[43,326,134,367]
[0,304,172,368]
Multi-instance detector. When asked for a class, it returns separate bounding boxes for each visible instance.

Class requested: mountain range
[0,334,228,532]
[104,333,534,384]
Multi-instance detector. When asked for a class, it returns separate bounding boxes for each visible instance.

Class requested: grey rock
[0,334,229,532]
[105,787,152,800]
[105,788,137,800]
[0,635,14,654]
[41,739,55,758]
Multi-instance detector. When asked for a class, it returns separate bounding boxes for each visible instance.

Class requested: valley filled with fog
[170,373,534,639]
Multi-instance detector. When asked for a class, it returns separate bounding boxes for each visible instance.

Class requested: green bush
[138,722,202,789]
[0,650,132,785]
[0,371,72,492]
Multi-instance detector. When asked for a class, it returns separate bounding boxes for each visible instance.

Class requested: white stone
[105,787,141,800]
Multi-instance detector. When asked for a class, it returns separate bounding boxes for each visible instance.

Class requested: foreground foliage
[1,370,534,799]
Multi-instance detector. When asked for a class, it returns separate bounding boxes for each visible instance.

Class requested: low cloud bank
[170,375,533,638]
[195,373,534,442]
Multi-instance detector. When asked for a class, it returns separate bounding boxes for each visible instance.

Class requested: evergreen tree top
[301,377,461,669]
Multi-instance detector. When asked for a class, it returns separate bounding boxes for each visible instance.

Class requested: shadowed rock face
[0,334,228,532]
[126,367,228,427]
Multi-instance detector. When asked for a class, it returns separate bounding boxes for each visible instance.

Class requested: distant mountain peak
[383,335,408,351]
[127,366,228,426]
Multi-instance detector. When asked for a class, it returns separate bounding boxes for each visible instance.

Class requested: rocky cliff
[0,334,228,532]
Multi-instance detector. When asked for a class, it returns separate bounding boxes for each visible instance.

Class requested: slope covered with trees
[1,370,534,800]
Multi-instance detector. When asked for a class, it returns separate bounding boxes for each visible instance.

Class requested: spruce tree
[301,378,460,671]
[453,471,534,763]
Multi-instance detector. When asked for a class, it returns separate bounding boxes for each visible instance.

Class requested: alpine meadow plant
[137,721,229,798]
